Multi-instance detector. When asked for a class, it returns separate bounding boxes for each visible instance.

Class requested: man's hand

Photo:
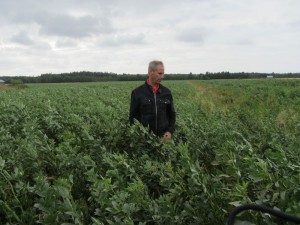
[162,131,172,144]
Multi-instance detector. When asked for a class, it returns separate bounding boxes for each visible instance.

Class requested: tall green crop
[0,79,299,224]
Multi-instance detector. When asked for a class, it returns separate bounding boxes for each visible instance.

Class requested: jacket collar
[145,80,162,94]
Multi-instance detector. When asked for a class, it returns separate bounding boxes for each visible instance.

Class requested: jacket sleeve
[129,90,140,124]
[167,94,176,134]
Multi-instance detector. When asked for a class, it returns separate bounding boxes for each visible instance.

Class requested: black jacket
[129,81,176,136]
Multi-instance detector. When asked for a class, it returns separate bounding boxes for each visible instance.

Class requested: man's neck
[147,78,160,94]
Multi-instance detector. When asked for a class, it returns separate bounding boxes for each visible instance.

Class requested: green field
[0,79,299,224]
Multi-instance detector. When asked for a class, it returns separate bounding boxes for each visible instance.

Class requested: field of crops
[0,79,299,224]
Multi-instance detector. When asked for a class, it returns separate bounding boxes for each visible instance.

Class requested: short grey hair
[148,60,164,72]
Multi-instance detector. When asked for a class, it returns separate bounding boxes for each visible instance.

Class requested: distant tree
[9,79,24,85]
[1,71,299,83]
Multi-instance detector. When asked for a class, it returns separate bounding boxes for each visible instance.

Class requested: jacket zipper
[154,93,158,133]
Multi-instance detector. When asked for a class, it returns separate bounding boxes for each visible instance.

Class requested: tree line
[1,71,300,83]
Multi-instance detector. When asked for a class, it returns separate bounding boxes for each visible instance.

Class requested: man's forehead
[156,65,164,70]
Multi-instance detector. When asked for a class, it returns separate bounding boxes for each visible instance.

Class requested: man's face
[149,64,164,85]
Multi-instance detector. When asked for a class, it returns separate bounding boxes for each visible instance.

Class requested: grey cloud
[234,39,254,46]
[290,20,300,30]
[101,33,146,47]
[218,24,257,46]
[9,31,51,51]
[55,39,78,48]
[1,0,300,75]
[37,13,113,38]
[0,0,112,18]
[11,31,35,46]
[176,28,210,44]
[15,12,114,38]
[2,0,115,39]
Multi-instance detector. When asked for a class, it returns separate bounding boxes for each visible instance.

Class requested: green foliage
[0,80,299,224]
[5,79,27,89]
[8,79,24,85]
[1,71,300,83]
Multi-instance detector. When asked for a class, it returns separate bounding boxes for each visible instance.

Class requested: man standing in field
[129,60,176,143]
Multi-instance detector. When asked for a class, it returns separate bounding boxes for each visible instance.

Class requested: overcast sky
[1,0,300,76]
